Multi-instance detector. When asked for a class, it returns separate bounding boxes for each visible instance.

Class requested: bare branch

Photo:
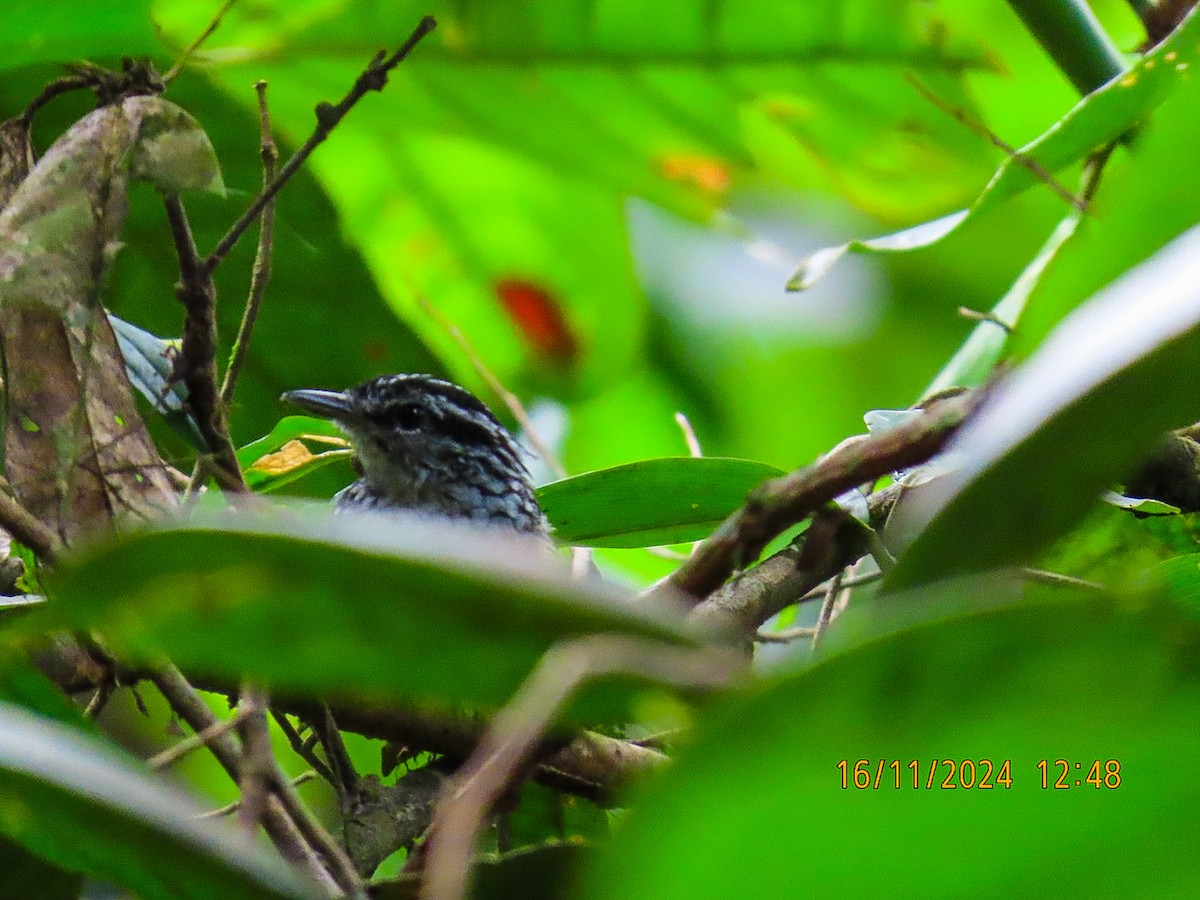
[661,390,981,602]
[220,80,278,406]
[203,16,437,273]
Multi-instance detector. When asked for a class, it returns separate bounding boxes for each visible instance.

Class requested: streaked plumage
[282,374,547,535]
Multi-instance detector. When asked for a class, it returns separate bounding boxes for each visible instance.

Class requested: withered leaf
[0,96,222,542]
[0,118,34,212]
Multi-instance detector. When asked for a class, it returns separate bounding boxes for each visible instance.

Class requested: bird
[281,373,548,535]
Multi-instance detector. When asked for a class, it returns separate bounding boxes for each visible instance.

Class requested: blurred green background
[3,0,1149,586]
[7,0,1190,888]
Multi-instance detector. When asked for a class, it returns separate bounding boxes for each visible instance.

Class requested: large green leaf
[538,457,783,547]
[0,702,318,900]
[0,660,92,900]
[35,508,697,720]
[582,590,1200,899]
[885,223,1200,589]
[788,5,1200,291]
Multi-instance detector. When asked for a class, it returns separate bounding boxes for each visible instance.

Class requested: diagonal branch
[203,15,437,274]
[660,390,982,602]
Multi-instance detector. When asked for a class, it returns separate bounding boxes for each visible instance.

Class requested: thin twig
[147,664,341,893]
[1019,567,1109,592]
[311,705,360,798]
[220,80,278,406]
[754,626,817,644]
[83,682,114,719]
[149,705,253,769]
[271,711,337,786]
[905,73,1086,210]
[416,294,567,480]
[795,570,882,603]
[199,771,318,819]
[203,16,437,274]
[273,757,366,898]
[957,307,1014,331]
[421,636,740,900]
[163,0,242,83]
[811,569,846,648]
[164,195,249,494]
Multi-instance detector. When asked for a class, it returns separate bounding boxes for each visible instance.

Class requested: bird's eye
[393,403,426,431]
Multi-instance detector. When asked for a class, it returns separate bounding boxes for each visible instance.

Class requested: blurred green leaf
[887,224,1200,589]
[582,590,1200,899]
[538,457,783,547]
[789,6,1200,291]
[0,702,319,900]
[151,0,994,396]
[0,834,82,900]
[922,203,1084,396]
[0,657,90,730]
[0,662,93,900]
[1142,553,1200,623]
[37,508,697,720]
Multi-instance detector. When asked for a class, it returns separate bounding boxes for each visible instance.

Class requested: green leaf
[37,508,697,719]
[1016,44,1200,356]
[788,6,1200,291]
[0,657,91,731]
[0,659,92,900]
[538,457,783,547]
[922,204,1084,396]
[0,702,319,900]
[237,416,351,493]
[1101,490,1179,516]
[886,224,1200,589]
[0,834,81,900]
[581,590,1200,899]
[1141,553,1200,623]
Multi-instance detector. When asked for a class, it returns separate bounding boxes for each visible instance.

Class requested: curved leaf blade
[37,508,697,719]
[887,224,1200,589]
[538,457,784,547]
[788,6,1200,291]
[0,703,317,900]
[582,591,1200,899]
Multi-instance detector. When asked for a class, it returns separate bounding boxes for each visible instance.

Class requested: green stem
[1006,0,1128,94]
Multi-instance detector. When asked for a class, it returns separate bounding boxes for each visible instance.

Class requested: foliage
[1,0,1199,898]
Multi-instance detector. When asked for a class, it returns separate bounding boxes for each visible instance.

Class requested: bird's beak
[280,389,361,423]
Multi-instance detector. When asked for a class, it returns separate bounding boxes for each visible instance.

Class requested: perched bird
[281,373,548,535]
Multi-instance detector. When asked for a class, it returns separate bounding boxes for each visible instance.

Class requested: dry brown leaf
[248,440,317,477]
[0,96,221,542]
